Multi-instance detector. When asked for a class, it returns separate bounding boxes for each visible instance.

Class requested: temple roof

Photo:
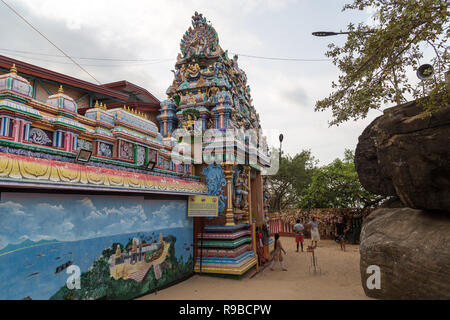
[101,80,160,106]
[0,55,128,101]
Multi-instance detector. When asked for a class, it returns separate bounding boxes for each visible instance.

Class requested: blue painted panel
[0,193,193,300]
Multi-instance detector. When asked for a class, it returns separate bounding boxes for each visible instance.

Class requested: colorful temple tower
[159,12,273,276]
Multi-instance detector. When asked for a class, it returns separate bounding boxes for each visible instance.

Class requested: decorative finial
[10,64,17,74]
[58,85,64,94]
[94,100,99,108]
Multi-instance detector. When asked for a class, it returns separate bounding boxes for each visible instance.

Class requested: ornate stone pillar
[223,164,235,226]
[64,132,71,152]
[12,119,20,142]
[243,166,251,224]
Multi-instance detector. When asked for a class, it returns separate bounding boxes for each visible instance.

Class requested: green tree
[298,149,383,208]
[316,0,449,126]
[266,150,317,212]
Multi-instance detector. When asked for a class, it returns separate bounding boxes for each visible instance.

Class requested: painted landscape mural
[0,193,193,300]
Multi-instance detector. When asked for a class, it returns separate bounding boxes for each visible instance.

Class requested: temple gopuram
[158,12,272,277]
[0,12,273,300]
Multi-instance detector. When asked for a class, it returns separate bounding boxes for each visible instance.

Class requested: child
[335,216,350,252]
[270,233,287,271]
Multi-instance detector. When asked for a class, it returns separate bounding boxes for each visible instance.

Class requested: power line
[0,0,101,84]
[0,51,173,67]
[0,47,330,63]
[0,48,173,62]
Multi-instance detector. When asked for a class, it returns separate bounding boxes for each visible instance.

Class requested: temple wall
[34,81,89,106]
[0,192,193,300]
[35,81,57,102]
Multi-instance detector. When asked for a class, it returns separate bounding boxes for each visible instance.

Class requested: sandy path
[138,238,370,300]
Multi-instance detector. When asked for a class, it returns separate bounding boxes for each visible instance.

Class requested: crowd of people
[278,209,366,244]
[254,209,371,271]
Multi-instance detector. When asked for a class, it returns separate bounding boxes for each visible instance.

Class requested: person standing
[335,216,350,251]
[255,226,266,266]
[308,216,320,248]
[261,223,270,261]
[270,233,287,271]
[293,219,305,252]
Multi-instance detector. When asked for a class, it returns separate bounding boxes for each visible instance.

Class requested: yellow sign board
[188,196,219,217]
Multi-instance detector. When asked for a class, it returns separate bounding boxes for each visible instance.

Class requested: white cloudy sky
[1,0,389,164]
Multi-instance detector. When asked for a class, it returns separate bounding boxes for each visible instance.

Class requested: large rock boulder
[360,207,450,299]
[355,101,450,212]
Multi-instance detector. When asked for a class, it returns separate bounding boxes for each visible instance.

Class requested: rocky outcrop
[355,101,450,212]
[360,207,450,299]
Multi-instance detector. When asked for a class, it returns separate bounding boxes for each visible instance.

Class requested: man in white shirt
[293,219,305,252]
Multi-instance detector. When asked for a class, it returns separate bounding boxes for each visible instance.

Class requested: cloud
[78,197,96,210]
[36,203,64,211]
[62,221,75,231]
[0,201,30,216]
[283,86,309,106]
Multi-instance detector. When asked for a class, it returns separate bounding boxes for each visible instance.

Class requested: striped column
[54,130,64,148]
[1,117,10,137]
[73,135,78,151]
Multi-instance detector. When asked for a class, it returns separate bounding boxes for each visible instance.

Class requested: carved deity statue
[186,63,200,77]
[233,169,249,210]
[207,117,215,129]
[182,114,197,131]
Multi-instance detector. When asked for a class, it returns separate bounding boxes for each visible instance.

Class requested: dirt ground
[138,238,370,300]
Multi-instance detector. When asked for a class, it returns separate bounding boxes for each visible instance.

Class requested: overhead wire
[0,51,174,67]
[0,48,174,62]
[0,48,330,64]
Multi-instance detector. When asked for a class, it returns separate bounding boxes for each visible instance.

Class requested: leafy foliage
[316,0,449,126]
[298,150,383,208]
[182,108,200,119]
[266,150,317,211]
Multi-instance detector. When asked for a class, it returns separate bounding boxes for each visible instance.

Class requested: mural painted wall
[0,193,193,300]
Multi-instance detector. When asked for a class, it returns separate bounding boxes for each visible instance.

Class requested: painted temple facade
[0,57,203,300]
[0,12,273,300]
[0,61,203,194]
